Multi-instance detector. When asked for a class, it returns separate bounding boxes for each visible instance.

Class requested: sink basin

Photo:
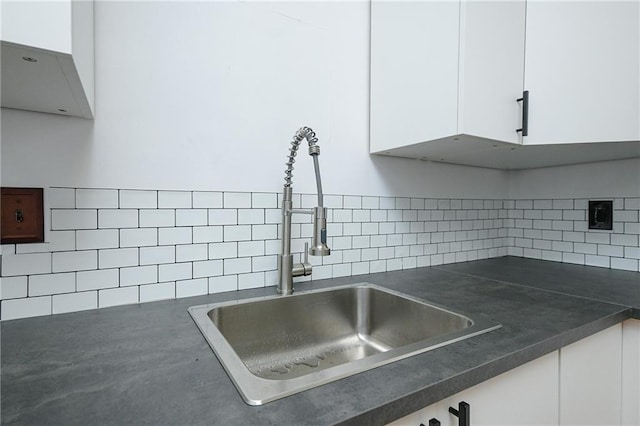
[188,283,500,405]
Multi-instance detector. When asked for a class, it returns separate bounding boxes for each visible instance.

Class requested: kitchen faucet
[278,126,331,295]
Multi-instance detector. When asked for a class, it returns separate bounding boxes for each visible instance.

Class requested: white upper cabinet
[370,0,640,169]
[525,0,640,144]
[458,1,526,145]
[1,0,94,119]
[370,0,526,155]
[524,1,640,145]
[370,0,460,153]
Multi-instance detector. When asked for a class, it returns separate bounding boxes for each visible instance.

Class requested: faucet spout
[278,127,331,295]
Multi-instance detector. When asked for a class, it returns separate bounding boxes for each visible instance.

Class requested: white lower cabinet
[560,324,622,426]
[390,322,636,426]
[389,351,559,426]
[622,319,640,426]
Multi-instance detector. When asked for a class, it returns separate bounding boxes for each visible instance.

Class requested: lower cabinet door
[621,319,639,426]
[389,350,560,426]
[560,324,623,426]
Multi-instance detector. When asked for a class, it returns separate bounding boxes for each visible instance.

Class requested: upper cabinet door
[524,1,640,145]
[370,0,526,157]
[370,0,460,154]
[458,0,526,145]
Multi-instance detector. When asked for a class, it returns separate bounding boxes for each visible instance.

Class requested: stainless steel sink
[188,283,500,405]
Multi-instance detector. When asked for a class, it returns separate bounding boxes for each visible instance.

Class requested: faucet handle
[304,242,309,265]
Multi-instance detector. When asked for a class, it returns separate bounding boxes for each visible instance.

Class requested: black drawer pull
[516,90,529,136]
[449,401,470,426]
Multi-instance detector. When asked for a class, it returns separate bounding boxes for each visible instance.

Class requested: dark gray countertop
[2,257,638,425]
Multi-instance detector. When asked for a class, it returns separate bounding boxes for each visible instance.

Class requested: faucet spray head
[310,206,331,256]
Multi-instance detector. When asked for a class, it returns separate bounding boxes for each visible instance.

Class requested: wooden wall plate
[1,187,45,244]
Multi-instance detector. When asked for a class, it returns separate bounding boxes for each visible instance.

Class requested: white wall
[508,158,640,199]
[0,0,507,200]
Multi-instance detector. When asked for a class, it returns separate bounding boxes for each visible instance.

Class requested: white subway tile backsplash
[76,189,119,209]
[29,273,75,296]
[99,248,138,269]
[542,250,563,262]
[252,255,277,272]
[193,191,223,208]
[77,269,119,291]
[585,255,610,268]
[238,241,265,257]
[139,246,175,265]
[265,209,281,224]
[209,275,237,293]
[158,227,192,245]
[238,272,265,290]
[53,251,96,273]
[2,296,52,320]
[614,198,625,209]
[139,210,175,227]
[553,199,574,210]
[176,278,208,298]
[625,247,640,259]
[77,229,119,250]
[324,195,343,209]
[209,209,237,225]
[252,224,277,240]
[120,228,157,247]
[176,209,208,226]
[344,196,362,209]
[574,243,597,255]
[586,233,610,244]
[120,190,157,209]
[209,242,237,260]
[1,244,16,255]
[252,193,277,208]
[611,257,638,271]
[140,282,175,302]
[48,188,75,208]
[1,276,28,299]
[176,244,208,262]
[563,252,585,265]
[52,210,97,230]
[238,209,264,225]
[193,226,223,244]
[625,223,640,234]
[333,210,352,223]
[343,223,362,236]
[4,189,638,320]
[625,198,640,210]
[158,191,191,208]
[2,253,51,276]
[224,257,252,275]
[159,262,192,282]
[120,265,158,287]
[224,225,252,242]
[542,210,562,220]
[99,210,139,229]
[615,210,639,222]
[53,291,97,314]
[224,192,251,208]
[99,286,139,308]
[597,244,624,257]
[362,196,379,210]
[193,260,223,278]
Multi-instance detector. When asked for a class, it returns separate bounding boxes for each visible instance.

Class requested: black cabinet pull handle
[516,90,529,136]
[449,401,470,426]
[429,418,441,426]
